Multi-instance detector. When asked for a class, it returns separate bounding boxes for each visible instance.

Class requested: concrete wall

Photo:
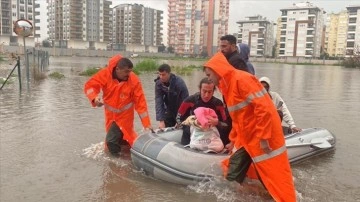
[252,56,341,65]
[1,45,174,58]
[0,45,342,65]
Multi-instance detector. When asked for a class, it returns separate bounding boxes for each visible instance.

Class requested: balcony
[257,45,264,50]
[305,50,313,56]
[348,25,356,32]
[348,19,357,24]
[257,34,265,39]
[347,34,355,41]
[307,25,315,30]
[347,42,355,48]
[307,30,314,36]
[348,11,358,16]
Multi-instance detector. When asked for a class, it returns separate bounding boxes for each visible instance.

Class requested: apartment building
[275,17,282,57]
[47,0,111,50]
[112,4,163,52]
[324,11,348,57]
[278,2,325,58]
[168,0,229,56]
[0,0,40,46]
[237,15,274,57]
[345,5,360,56]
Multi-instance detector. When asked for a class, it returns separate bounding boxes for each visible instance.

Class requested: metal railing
[0,48,49,90]
[0,57,22,90]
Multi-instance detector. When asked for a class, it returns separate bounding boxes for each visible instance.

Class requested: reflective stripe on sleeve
[104,102,133,113]
[227,88,268,112]
[86,88,94,95]
[139,112,148,119]
[252,145,287,163]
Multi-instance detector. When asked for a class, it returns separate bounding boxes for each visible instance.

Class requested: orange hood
[204,52,236,95]
[106,54,122,73]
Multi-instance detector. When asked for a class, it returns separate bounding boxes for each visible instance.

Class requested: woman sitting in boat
[175,77,230,145]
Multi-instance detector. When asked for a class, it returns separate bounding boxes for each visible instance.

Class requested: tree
[342,43,360,68]
[272,40,277,58]
[320,51,329,59]
[200,49,208,58]
[167,46,174,53]
[42,40,51,47]
[158,44,166,52]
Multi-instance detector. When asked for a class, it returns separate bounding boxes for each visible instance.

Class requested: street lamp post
[13,19,33,85]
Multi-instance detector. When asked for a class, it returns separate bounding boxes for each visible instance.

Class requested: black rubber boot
[106,122,124,158]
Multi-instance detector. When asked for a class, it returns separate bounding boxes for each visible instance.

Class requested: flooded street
[1,56,360,202]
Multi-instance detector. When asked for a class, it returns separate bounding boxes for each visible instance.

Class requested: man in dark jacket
[238,43,255,75]
[155,64,189,129]
[220,35,251,74]
[176,77,230,145]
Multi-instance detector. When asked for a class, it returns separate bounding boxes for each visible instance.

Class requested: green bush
[172,65,201,75]
[0,77,15,85]
[48,72,65,79]
[79,67,102,76]
[134,59,158,72]
[341,57,360,68]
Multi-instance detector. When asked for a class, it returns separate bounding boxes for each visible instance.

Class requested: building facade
[47,0,111,50]
[275,17,282,58]
[167,0,229,56]
[0,0,40,46]
[237,15,274,57]
[112,3,163,53]
[278,2,325,58]
[345,5,360,57]
[324,11,348,57]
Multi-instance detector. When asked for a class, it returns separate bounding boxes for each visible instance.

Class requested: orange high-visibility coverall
[204,52,296,202]
[84,55,151,146]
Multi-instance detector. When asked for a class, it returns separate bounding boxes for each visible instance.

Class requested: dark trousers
[164,111,177,127]
[181,125,191,145]
[106,122,124,155]
[226,147,252,183]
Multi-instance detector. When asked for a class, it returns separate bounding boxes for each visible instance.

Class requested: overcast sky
[39,0,360,44]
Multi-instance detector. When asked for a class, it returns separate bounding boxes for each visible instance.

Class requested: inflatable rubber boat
[131,127,336,185]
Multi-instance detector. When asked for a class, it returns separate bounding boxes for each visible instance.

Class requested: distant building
[324,11,348,57]
[0,0,40,46]
[345,5,360,57]
[278,2,325,58]
[237,15,275,57]
[167,0,229,56]
[111,4,163,53]
[47,0,111,50]
[275,17,282,58]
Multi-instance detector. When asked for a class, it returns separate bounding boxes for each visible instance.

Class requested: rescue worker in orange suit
[84,55,153,158]
[203,52,296,202]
